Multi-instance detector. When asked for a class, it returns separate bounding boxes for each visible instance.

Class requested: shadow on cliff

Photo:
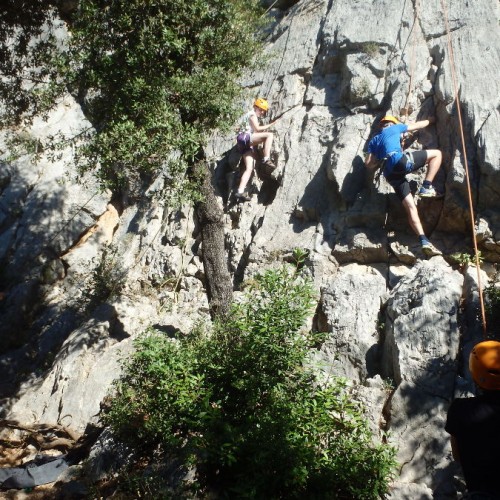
[386,356,466,499]
[288,142,343,244]
[0,300,128,420]
[213,145,281,211]
[290,145,394,256]
[0,190,128,416]
[0,173,84,353]
[0,161,131,409]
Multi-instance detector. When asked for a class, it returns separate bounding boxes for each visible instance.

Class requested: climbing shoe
[421,241,442,257]
[259,161,278,181]
[418,185,444,198]
[234,191,251,202]
[262,159,276,169]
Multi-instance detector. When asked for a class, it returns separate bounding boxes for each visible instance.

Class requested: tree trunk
[194,161,233,318]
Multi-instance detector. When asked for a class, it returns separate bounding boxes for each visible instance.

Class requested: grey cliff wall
[1,0,499,497]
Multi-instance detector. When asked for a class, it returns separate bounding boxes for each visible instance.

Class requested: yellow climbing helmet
[380,115,400,125]
[469,340,500,391]
[254,98,269,112]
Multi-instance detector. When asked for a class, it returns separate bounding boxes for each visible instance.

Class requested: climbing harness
[441,0,487,335]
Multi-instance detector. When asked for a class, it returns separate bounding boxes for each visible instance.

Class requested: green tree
[0,1,65,124]
[66,0,264,198]
[106,267,397,498]
[1,0,265,315]
[1,0,263,198]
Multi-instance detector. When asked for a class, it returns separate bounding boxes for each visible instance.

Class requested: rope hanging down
[401,0,420,121]
[440,0,487,336]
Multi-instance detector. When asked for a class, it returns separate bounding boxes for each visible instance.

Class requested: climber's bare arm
[249,114,278,132]
[407,117,435,132]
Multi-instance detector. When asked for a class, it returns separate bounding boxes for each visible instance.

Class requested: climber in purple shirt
[365,115,443,257]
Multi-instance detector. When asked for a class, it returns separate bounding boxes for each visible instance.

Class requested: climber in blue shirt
[365,115,443,257]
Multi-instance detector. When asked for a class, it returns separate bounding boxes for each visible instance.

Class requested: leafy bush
[361,42,380,57]
[450,251,483,269]
[82,245,126,310]
[0,2,67,124]
[105,267,397,498]
[1,0,265,201]
[484,279,500,339]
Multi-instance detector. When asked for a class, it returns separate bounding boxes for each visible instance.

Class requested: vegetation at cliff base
[105,267,397,498]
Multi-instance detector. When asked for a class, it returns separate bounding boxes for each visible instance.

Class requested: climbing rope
[401,0,420,121]
[440,0,487,335]
[261,0,280,17]
[260,0,309,98]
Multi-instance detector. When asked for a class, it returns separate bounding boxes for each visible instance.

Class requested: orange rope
[440,0,487,336]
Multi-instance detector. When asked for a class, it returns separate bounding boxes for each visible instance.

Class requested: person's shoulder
[447,396,475,419]
[448,395,489,414]
[449,396,474,407]
[241,110,256,123]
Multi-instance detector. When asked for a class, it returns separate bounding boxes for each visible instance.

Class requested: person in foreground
[446,340,500,500]
[234,97,278,202]
[365,115,443,256]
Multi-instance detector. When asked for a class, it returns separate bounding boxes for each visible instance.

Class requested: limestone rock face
[1,0,499,497]
[382,259,463,495]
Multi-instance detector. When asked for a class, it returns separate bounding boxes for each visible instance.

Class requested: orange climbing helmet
[380,115,399,125]
[469,340,500,391]
[254,98,269,112]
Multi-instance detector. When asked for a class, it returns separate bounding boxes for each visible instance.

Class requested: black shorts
[385,150,429,200]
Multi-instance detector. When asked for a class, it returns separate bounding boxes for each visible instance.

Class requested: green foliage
[83,245,126,309]
[291,247,309,269]
[1,0,265,202]
[351,77,371,101]
[4,130,43,162]
[0,2,67,124]
[361,42,379,57]
[105,267,397,498]
[377,319,386,334]
[484,279,500,338]
[450,251,483,268]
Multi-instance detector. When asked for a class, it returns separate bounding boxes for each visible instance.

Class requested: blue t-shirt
[367,123,408,172]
